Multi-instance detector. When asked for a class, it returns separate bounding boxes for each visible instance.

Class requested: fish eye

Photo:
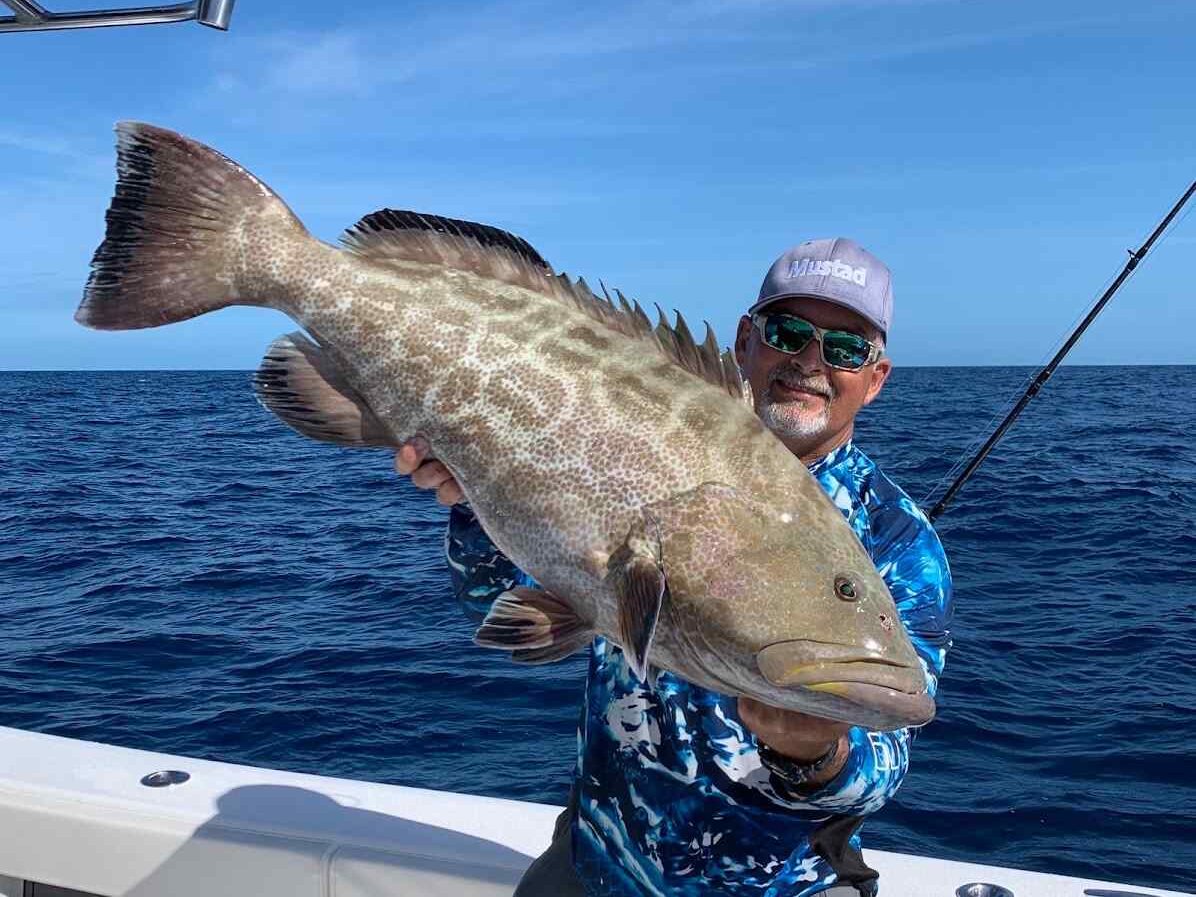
[834,576,857,601]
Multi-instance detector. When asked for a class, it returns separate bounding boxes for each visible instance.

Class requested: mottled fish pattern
[77,122,936,733]
[448,441,953,897]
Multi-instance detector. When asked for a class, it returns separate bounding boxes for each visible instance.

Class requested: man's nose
[791,335,826,373]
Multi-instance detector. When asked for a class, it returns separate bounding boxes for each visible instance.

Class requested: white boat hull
[0,726,1187,897]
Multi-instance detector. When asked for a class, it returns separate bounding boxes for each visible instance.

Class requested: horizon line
[3,363,1195,373]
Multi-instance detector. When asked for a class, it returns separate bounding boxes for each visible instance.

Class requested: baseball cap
[748,238,892,336]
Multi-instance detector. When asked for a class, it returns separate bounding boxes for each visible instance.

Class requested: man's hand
[737,697,852,784]
[394,436,464,506]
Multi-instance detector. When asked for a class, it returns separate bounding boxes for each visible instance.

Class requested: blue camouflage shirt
[446,440,952,897]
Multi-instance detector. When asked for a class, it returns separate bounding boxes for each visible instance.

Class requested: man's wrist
[769,734,842,763]
[758,733,849,791]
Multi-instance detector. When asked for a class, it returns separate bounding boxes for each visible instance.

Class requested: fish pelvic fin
[253,332,394,447]
[474,586,594,664]
[76,121,307,331]
[612,554,667,683]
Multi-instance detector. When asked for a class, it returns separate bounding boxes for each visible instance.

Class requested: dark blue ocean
[1,367,1193,893]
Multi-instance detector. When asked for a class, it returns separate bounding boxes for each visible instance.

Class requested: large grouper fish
[76,122,934,731]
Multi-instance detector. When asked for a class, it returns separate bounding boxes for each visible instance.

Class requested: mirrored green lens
[763,315,815,354]
[822,332,870,369]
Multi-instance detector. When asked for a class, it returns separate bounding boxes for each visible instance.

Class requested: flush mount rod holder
[0,0,235,32]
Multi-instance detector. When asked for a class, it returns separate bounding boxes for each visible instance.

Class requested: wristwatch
[758,736,847,790]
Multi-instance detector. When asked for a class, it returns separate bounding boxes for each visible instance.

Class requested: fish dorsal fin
[342,209,744,400]
[253,331,395,447]
[341,209,557,293]
[555,278,746,400]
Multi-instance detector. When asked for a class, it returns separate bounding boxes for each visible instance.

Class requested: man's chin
[758,403,830,441]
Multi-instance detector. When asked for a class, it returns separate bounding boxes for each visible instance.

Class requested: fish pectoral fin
[474,586,594,664]
[253,332,394,448]
[613,556,667,683]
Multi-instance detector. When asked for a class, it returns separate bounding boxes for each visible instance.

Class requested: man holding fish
[76,123,951,897]
[397,239,953,897]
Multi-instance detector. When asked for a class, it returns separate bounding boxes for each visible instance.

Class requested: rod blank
[925,180,1196,522]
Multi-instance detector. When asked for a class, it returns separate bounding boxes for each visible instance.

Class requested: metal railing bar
[3,0,50,22]
[0,1,233,32]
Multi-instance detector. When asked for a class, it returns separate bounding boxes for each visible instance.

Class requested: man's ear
[862,357,892,406]
[734,315,753,367]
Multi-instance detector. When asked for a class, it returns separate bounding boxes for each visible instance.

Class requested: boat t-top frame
[0,0,234,32]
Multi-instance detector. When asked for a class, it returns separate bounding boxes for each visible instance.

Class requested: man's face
[734,296,892,459]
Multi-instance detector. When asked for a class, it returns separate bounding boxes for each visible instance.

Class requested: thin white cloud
[265,31,374,96]
[0,130,77,157]
[204,0,972,110]
[0,128,114,181]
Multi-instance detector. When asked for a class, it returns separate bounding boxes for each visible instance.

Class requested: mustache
[768,367,834,398]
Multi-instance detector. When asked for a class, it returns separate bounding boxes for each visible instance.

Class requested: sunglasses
[752,312,883,371]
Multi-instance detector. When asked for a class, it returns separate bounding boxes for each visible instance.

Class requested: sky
[1,0,1194,369]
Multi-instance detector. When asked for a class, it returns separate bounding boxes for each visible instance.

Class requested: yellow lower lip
[804,682,851,696]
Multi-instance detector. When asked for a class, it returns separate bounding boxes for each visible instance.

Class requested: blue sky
[2,0,1194,369]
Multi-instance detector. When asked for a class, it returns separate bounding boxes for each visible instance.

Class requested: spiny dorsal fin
[341,209,744,400]
[341,209,557,293]
[552,275,746,400]
[253,332,394,447]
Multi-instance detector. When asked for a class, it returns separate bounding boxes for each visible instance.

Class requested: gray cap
[748,237,892,336]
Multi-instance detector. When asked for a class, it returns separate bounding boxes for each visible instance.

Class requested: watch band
[758,736,846,789]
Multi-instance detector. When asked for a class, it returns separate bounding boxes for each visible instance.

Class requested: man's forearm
[446,503,526,622]
[745,724,913,814]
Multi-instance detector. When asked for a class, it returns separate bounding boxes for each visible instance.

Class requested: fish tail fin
[76,121,307,330]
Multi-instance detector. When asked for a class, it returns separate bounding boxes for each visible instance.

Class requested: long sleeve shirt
[445,440,953,897]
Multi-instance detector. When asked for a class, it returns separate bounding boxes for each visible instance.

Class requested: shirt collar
[806,440,855,477]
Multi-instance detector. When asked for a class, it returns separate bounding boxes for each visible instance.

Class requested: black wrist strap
[758,736,844,790]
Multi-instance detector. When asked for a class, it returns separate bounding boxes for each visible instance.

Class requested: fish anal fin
[511,629,594,664]
[612,555,667,682]
[253,332,393,447]
[475,586,593,662]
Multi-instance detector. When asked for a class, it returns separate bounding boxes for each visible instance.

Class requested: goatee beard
[756,368,834,440]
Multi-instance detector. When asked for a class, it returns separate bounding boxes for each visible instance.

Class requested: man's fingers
[394,436,431,475]
[436,480,464,506]
[393,436,462,504]
[411,460,452,490]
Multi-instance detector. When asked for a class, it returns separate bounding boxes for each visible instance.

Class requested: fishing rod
[925,179,1196,523]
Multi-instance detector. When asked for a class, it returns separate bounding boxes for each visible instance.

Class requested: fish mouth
[757,640,935,727]
[803,681,936,728]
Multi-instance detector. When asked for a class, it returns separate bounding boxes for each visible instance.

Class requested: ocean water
[0,366,1193,893]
